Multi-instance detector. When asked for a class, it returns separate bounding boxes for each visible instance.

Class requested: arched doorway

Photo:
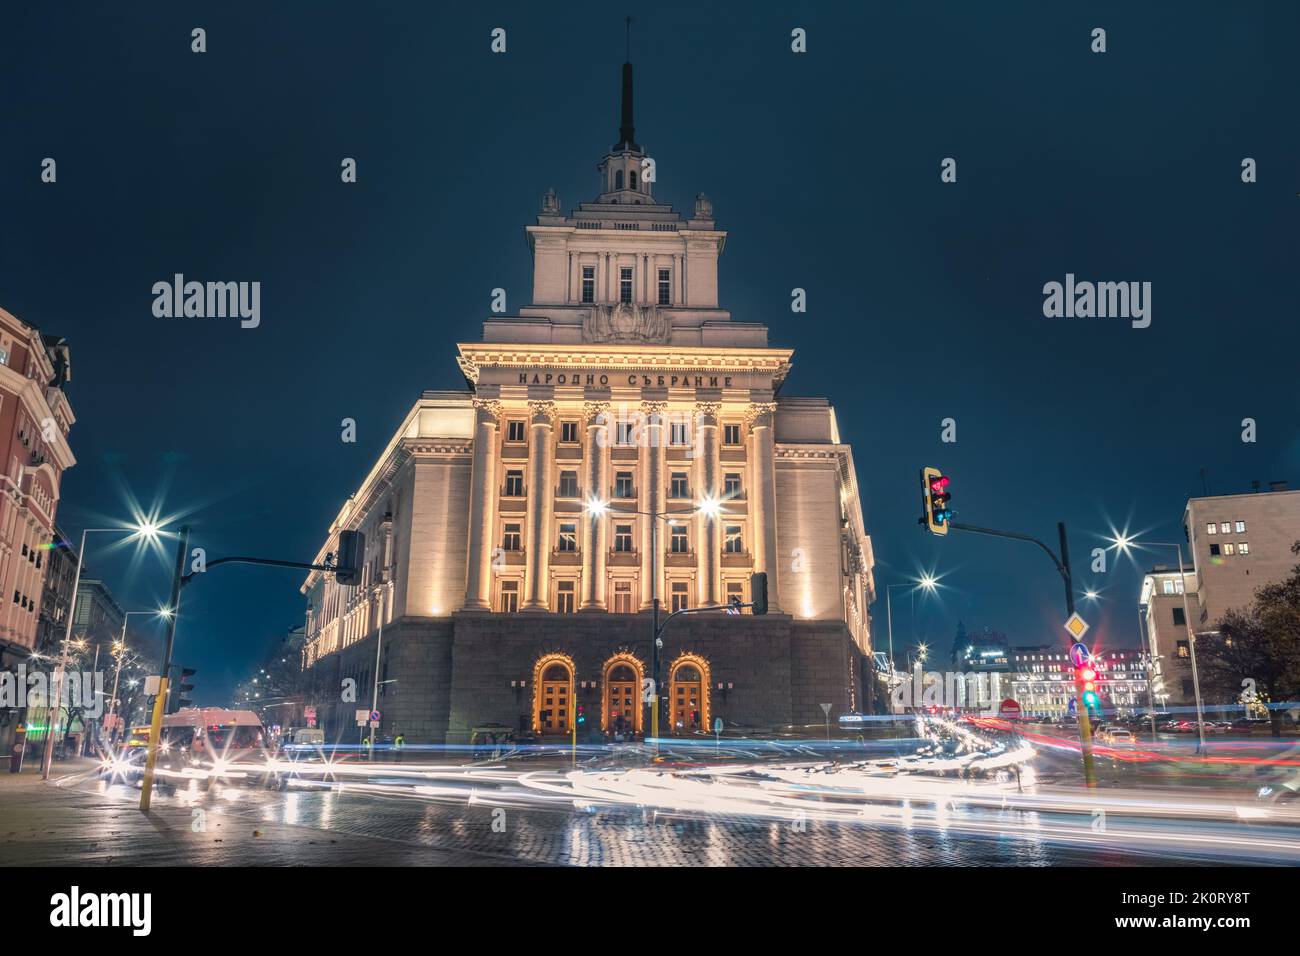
[532,655,574,735]
[602,654,644,735]
[668,654,711,735]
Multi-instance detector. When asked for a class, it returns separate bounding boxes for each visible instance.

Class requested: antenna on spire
[625,14,633,62]
[615,17,638,151]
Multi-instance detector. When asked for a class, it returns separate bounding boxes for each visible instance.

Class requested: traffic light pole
[139,531,356,812]
[947,520,1098,788]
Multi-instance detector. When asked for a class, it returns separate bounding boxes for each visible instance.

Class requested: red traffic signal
[920,467,953,535]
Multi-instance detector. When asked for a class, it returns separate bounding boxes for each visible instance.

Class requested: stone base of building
[306,611,868,745]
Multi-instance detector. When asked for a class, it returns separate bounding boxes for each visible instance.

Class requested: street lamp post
[1115,536,1207,753]
[41,522,162,780]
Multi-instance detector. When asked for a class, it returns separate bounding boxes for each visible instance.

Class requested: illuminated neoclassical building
[300,60,875,743]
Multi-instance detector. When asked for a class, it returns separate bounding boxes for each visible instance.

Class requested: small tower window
[614,169,624,190]
[630,169,638,190]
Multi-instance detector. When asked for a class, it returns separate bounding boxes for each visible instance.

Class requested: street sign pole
[140,526,190,812]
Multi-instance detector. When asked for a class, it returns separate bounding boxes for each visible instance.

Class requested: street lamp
[584,493,724,743]
[41,521,167,779]
[884,576,938,676]
[1112,535,1206,752]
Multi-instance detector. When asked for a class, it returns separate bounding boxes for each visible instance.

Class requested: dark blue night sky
[3,2,1297,701]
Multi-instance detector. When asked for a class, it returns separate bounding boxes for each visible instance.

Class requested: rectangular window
[502,523,522,551]
[558,470,579,498]
[0,348,8,366]
[1161,580,1174,595]
[556,580,575,614]
[505,470,524,497]
[723,424,742,446]
[558,522,577,552]
[1222,542,1235,555]
[613,580,633,614]
[724,524,743,554]
[620,267,633,304]
[1235,520,1246,533]
[616,420,635,446]
[581,266,595,304]
[670,525,689,553]
[1209,543,1220,556]
[1238,541,1249,554]
[670,472,689,498]
[1176,640,1190,659]
[726,581,744,608]
[560,421,579,443]
[1220,522,1231,534]
[499,580,519,613]
[614,524,633,552]
[670,420,688,446]
[507,421,526,443]
[658,268,671,305]
[671,582,689,613]
[1206,522,1217,535]
[1172,607,1186,627]
[614,471,634,498]
[724,473,741,497]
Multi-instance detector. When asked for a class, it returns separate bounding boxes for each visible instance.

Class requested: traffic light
[1079,666,1100,712]
[920,467,952,535]
[576,704,586,727]
[335,529,365,585]
[750,572,768,615]
[169,665,196,714]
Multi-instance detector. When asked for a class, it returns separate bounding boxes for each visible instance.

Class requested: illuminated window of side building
[724,524,743,554]
[612,580,634,613]
[614,524,633,552]
[557,522,577,552]
[670,581,689,612]
[555,580,575,614]
[581,266,595,304]
[1219,522,1230,534]
[1162,579,1174,595]
[670,524,688,553]
[1206,522,1216,535]
[505,470,524,497]
[1222,542,1235,555]
[502,523,521,551]
[499,580,519,613]
[1239,541,1249,554]
[1235,520,1246,533]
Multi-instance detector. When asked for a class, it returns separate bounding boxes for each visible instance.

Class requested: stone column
[694,401,721,606]
[580,400,611,611]
[463,398,501,610]
[523,400,557,610]
[746,402,781,613]
[639,400,667,609]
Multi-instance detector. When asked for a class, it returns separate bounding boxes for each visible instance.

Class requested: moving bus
[159,708,267,766]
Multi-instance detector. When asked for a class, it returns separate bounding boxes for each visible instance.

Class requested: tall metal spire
[615,16,639,151]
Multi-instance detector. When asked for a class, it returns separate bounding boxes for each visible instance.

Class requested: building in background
[35,527,77,655]
[1009,645,1147,719]
[1139,564,1197,709]
[300,56,875,744]
[1138,483,1300,712]
[0,307,75,755]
